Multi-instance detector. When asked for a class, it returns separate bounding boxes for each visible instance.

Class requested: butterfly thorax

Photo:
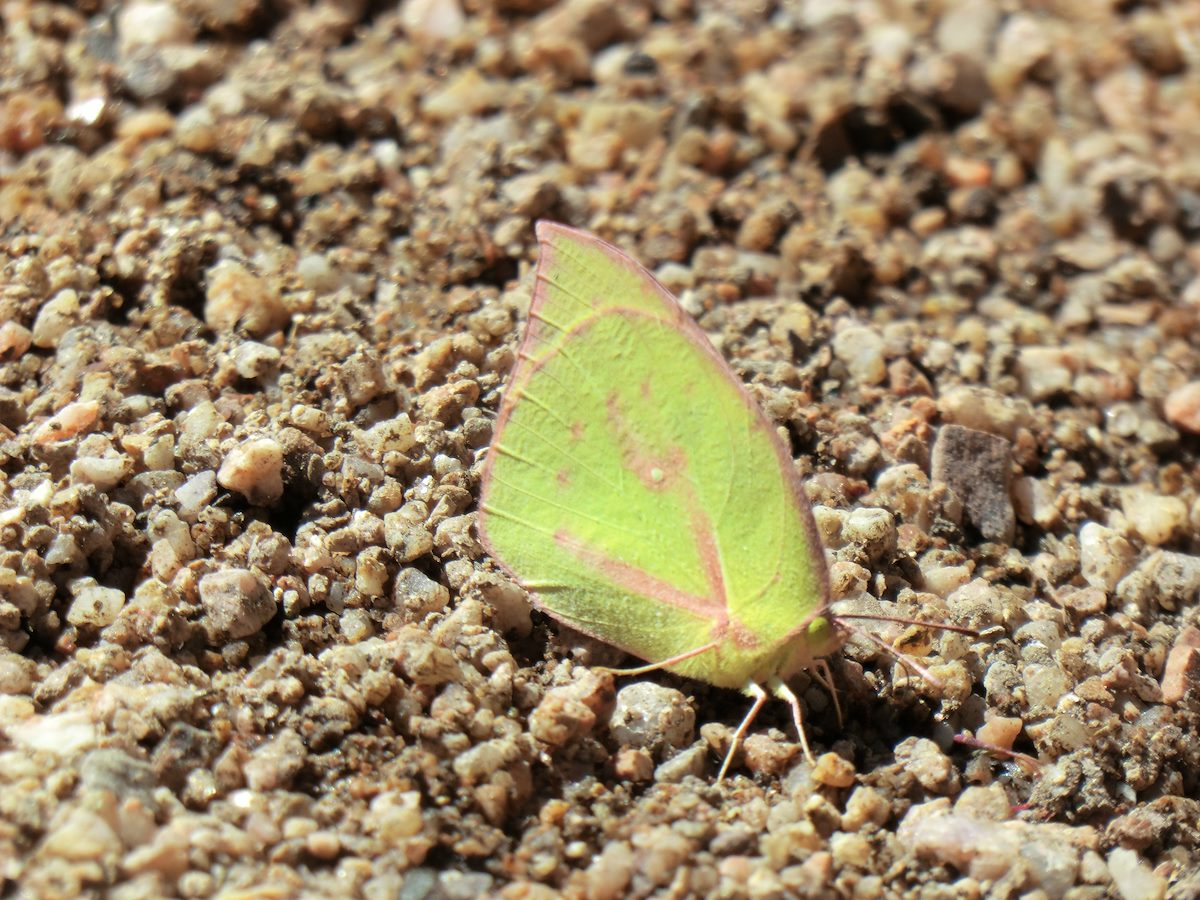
[663,613,847,690]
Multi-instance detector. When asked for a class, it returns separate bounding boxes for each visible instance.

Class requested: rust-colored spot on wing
[726,621,760,650]
[690,506,729,612]
[605,389,688,492]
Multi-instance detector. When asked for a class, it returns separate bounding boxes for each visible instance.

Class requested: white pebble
[66,579,126,628]
[363,414,416,456]
[175,470,217,519]
[400,0,465,42]
[609,682,695,753]
[340,609,374,643]
[232,341,281,380]
[1012,476,1059,528]
[1016,347,1073,401]
[33,400,100,444]
[116,1,196,53]
[1122,489,1187,546]
[217,437,284,505]
[900,807,1018,881]
[142,435,175,471]
[832,325,886,386]
[1078,522,1135,591]
[843,508,897,562]
[1107,847,1166,900]
[70,455,131,491]
[31,289,80,349]
[922,564,973,598]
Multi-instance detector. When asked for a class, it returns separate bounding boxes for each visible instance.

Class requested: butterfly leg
[717,681,768,783]
[769,677,815,766]
[812,658,843,730]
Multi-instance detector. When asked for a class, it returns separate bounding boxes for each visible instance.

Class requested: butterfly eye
[807,616,832,647]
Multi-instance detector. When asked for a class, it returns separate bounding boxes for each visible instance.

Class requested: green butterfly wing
[478,222,830,690]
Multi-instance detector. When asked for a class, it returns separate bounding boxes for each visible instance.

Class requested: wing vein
[506,391,622,492]
[487,479,644,538]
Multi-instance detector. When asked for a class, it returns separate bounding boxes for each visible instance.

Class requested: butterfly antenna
[834,613,979,636]
[718,682,769,783]
[844,622,945,689]
[954,732,1042,773]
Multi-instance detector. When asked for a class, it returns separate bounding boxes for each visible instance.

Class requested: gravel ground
[1,0,1199,897]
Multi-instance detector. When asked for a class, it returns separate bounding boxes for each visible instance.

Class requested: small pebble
[70,454,131,492]
[1078,522,1135,592]
[306,830,341,860]
[1160,626,1200,704]
[1107,847,1167,900]
[612,747,654,782]
[392,567,450,621]
[1012,476,1059,529]
[232,341,282,380]
[832,325,886,387]
[900,805,1018,881]
[975,716,1022,752]
[204,260,290,337]
[40,808,123,862]
[931,424,1015,543]
[1118,550,1200,612]
[1015,347,1073,401]
[811,752,856,788]
[654,744,708,783]
[1163,381,1200,434]
[400,0,466,42]
[116,1,196,53]
[175,470,218,519]
[243,729,306,791]
[1121,490,1187,546]
[31,289,81,349]
[217,437,284,505]
[578,840,635,900]
[65,579,125,628]
[529,671,614,748]
[895,737,960,795]
[339,609,374,643]
[198,568,276,642]
[937,385,1033,440]
[33,400,100,444]
[609,682,695,754]
[829,831,872,869]
[0,321,31,359]
[842,508,897,563]
[742,733,798,777]
[842,786,891,831]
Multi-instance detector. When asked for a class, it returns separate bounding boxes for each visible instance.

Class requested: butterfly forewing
[479,224,830,690]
